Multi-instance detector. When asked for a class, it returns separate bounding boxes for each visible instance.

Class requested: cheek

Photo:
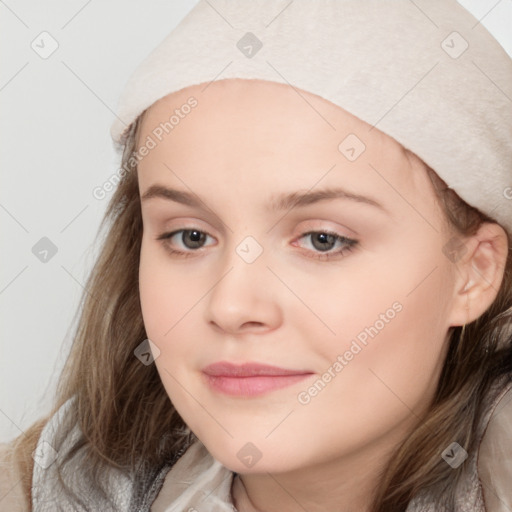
[138,238,199,343]
[285,273,451,468]
[138,243,202,417]
[326,256,451,412]
[297,243,453,417]
[138,239,218,403]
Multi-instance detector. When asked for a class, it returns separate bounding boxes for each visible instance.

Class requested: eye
[294,231,358,260]
[156,228,358,261]
[157,228,215,257]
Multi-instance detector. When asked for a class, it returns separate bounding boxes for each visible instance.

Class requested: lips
[202,362,314,397]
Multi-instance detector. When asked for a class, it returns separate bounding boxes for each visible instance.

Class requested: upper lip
[202,361,313,377]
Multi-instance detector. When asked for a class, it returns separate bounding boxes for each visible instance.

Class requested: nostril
[241,321,265,330]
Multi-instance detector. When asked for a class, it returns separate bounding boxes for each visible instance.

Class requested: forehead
[138,78,402,157]
[136,79,430,215]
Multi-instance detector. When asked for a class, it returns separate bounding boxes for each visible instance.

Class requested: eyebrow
[141,185,388,213]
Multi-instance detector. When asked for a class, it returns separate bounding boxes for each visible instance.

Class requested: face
[137,78,459,475]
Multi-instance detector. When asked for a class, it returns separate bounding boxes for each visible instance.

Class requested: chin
[200,436,302,475]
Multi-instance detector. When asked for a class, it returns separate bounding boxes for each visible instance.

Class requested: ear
[448,222,509,327]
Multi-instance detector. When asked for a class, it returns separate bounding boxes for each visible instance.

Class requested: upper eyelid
[158,217,355,236]
[162,226,350,238]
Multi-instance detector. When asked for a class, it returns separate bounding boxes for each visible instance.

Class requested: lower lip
[203,373,312,397]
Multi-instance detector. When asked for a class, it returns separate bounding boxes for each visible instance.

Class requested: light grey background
[1,0,511,443]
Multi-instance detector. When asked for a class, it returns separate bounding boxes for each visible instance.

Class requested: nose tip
[205,262,282,336]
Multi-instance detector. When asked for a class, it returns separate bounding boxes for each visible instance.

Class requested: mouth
[201,361,314,397]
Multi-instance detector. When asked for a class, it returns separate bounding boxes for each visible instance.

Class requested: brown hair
[8,119,512,511]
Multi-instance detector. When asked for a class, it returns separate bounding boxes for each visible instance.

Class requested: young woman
[2,1,511,511]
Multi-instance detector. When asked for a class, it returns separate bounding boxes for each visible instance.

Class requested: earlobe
[450,222,509,327]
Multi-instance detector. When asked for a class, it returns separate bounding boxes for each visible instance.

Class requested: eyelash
[156,228,358,261]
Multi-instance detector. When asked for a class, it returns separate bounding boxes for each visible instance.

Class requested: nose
[204,256,283,336]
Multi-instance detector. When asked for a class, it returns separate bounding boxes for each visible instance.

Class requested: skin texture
[136,78,507,512]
